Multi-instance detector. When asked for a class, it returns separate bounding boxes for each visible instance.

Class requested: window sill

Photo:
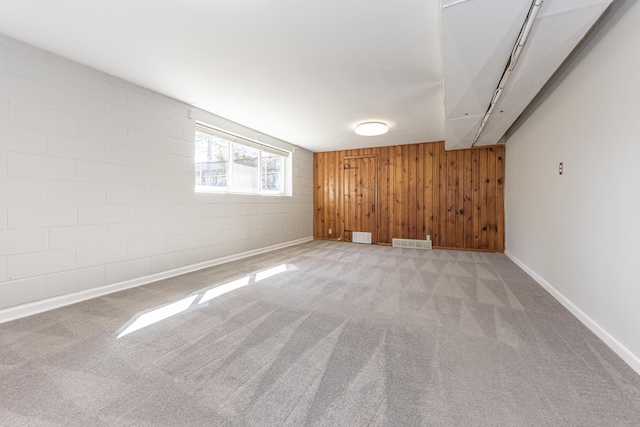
[195,186,290,197]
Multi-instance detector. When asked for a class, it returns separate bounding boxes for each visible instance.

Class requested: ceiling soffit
[442,0,613,150]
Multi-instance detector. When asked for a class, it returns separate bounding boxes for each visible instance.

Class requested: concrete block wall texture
[0,34,314,310]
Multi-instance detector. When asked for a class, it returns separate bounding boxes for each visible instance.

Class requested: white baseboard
[505,250,640,376]
[0,237,313,324]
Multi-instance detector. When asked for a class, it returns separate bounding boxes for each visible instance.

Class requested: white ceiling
[0,0,444,153]
[0,0,612,153]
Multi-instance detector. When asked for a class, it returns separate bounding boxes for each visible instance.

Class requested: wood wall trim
[313,141,505,252]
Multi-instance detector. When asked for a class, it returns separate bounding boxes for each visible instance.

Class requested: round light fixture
[355,122,388,136]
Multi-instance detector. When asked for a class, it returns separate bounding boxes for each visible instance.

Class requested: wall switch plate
[328,228,332,235]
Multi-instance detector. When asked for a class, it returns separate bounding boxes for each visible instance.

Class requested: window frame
[194,124,290,196]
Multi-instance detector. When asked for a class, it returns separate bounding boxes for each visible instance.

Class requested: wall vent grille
[392,238,432,250]
[352,232,372,244]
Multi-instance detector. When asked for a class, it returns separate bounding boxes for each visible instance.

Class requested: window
[195,125,288,195]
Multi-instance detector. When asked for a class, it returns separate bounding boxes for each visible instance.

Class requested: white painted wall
[0,34,313,314]
[505,0,640,372]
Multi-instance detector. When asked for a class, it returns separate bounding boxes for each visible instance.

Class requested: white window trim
[196,124,290,158]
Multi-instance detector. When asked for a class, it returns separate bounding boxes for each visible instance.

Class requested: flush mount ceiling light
[355,122,388,136]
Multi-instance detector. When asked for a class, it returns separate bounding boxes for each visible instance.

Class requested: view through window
[195,126,287,194]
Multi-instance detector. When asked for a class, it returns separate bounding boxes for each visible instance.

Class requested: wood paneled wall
[313,141,505,251]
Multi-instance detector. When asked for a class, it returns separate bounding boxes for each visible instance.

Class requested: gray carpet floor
[1,240,639,426]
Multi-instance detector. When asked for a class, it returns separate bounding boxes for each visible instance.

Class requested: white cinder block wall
[0,34,313,314]
[505,0,640,373]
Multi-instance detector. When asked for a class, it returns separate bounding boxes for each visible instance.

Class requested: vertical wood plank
[479,148,489,249]
[324,152,330,240]
[455,150,465,248]
[496,146,505,251]
[328,151,336,239]
[463,150,473,249]
[394,145,404,239]
[408,144,417,239]
[416,143,425,240]
[377,147,388,244]
[371,156,378,243]
[432,142,441,245]
[424,142,434,240]
[440,143,448,247]
[367,157,377,241]
[346,155,354,242]
[402,145,409,239]
[487,147,497,251]
[388,146,395,241]
[313,153,321,238]
[472,149,481,248]
[446,150,457,247]
[337,153,344,241]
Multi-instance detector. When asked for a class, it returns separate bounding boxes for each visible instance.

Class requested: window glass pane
[262,152,283,192]
[195,127,287,195]
[232,143,259,191]
[195,131,229,188]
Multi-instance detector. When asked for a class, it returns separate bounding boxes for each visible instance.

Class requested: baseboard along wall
[0,237,313,325]
[505,250,640,377]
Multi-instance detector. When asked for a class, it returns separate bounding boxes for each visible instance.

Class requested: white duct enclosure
[442,0,613,150]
